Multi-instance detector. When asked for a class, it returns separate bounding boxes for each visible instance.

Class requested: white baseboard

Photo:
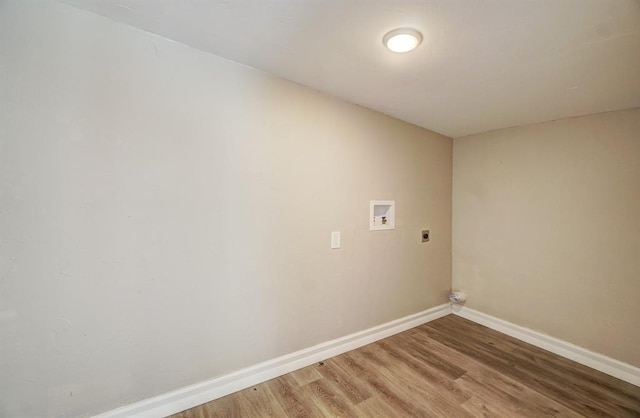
[453,306,640,387]
[95,303,451,418]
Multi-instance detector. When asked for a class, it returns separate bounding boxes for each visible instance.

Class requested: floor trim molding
[95,303,451,417]
[453,306,640,387]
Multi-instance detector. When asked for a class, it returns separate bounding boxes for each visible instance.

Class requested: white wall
[453,108,640,368]
[0,1,452,416]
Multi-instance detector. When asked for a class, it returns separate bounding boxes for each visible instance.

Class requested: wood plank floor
[170,315,640,417]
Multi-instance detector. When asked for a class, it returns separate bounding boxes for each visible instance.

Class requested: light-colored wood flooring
[170,315,640,417]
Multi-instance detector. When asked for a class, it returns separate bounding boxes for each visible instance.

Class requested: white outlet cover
[331,231,341,249]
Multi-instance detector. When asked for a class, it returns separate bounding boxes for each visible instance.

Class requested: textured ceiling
[58,0,640,137]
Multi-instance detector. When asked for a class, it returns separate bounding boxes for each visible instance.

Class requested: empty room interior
[1,0,640,417]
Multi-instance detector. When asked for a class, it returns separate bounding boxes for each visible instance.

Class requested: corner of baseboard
[453,306,640,387]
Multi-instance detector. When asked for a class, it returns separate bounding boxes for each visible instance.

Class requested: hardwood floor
[170,315,640,417]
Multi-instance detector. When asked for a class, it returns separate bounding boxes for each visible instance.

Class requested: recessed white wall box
[370,200,395,231]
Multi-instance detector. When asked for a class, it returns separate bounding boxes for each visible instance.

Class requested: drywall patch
[0,310,18,320]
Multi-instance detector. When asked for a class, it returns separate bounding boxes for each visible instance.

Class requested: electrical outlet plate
[331,231,341,249]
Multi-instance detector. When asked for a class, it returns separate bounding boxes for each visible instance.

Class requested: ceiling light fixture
[383,28,423,53]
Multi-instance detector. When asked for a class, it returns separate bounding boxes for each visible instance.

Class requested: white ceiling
[59,0,640,138]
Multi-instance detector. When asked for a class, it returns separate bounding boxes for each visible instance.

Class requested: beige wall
[453,108,640,367]
[0,1,452,416]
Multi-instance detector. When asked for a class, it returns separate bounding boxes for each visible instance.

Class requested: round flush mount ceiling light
[383,28,423,53]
